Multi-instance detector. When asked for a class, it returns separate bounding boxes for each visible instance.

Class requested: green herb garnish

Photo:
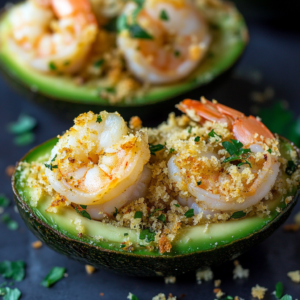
[174,204,180,208]
[0,261,25,281]
[169,148,175,154]
[49,62,56,71]
[222,139,252,167]
[128,24,153,39]
[120,244,126,248]
[280,296,292,300]
[96,115,102,123]
[134,211,143,219]
[275,282,284,299]
[174,50,181,57]
[128,293,140,300]
[139,228,155,242]
[0,195,10,208]
[268,149,272,153]
[208,129,222,140]
[231,211,246,219]
[149,144,165,155]
[1,214,18,231]
[0,287,21,300]
[197,181,202,186]
[286,160,296,175]
[149,208,163,218]
[124,233,128,236]
[41,267,66,288]
[184,209,194,218]
[94,59,105,68]
[14,132,35,146]
[157,214,166,223]
[113,207,118,218]
[7,114,37,135]
[44,163,58,171]
[194,136,200,142]
[160,9,169,21]
[188,126,192,134]
[75,205,91,220]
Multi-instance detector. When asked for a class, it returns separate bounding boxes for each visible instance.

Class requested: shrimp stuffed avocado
[12,100,300,276]
[0,0,248,106]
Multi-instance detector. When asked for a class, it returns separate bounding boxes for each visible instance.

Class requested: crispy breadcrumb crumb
[251,285,267,299]
[287,270,300,283]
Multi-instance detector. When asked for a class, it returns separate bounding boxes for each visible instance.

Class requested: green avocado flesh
[12,137,300,276]
[0,3,248,107]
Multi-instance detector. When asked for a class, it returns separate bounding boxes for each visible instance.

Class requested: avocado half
[12,136,299,276]
[0,2,248,110]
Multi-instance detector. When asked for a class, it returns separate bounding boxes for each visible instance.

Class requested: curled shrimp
[117,0,211,84]
[8,0,98,74]
[168,98,280,212]
[45,111,151,217]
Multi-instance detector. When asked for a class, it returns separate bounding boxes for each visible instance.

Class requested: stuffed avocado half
[0,0,248,107]
[12,99,300,276]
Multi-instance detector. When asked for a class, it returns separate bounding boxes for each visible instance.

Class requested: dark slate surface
[1,1,300,299]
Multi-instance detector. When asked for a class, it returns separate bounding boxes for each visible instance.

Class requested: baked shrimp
[45,111,151,218]
[8,0,98,73]
[117,0,211,84]
[167,98,280,214]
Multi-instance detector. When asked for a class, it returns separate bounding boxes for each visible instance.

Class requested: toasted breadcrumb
[5,165,15,177]
[152,293,176,300]
[233,260,249,279]
[196,268,213,284]
[251,285,267,299]
[214,279,221,287]
[294,211,300,225]
[164,276,176,284]
[287,270,300,283]
[85,265,96,274]
[213,288,224,298]
[283,224,299,232]
[31,240,42,249]
[100,293,104,297]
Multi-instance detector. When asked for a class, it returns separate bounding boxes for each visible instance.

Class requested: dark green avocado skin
[13,190,298,276]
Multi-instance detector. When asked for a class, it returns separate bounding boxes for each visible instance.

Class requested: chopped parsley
[159,9,169,21]
[124,233,128,236]
[280,296,292,300]
[169,148,175,154]
[208,129,222,140]
[268,149,272,153]
[44,163,58,171]
[0,287,21,300]
[94,59,105,68]
[231,211,246,219]
[96,115,103,124]
[157,214,166,223]
[149,144,165,155]
[197,181,202,186]
[174,50,181,57]
[51,154,57,162]
[174,204,180,208]
[134,211,143,219]
[128,24,153,39]
[184,209,194,218]
[41,267,66,288]
[286,160,296,175]
[0,195,10,208]
[49,62,56,71]
[188,126,193,134]
[7,114,37,135]
[222,139,252,167]
[139,228,155,242]
[194,136,200,142]
[275,282,284,299]
[14,132,35,146]
[1,214,18,231]
[113,207,118,218]
[75,205,91,220]
[128,293,140,300]
[0,261,25,281]
[120,244,126,248]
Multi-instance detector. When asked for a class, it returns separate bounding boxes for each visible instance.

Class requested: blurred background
[0,0,300,299]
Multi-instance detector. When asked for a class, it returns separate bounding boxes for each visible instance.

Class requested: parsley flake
[120,244,126,248]
[139,228,155,242]
[268,149,272,153]
[149,208,163,218]
[280,296,292,300]
[208,129,222,140]
[44,163,58,171]
[129,24,153,39]
[0,195,10,208]
[197,181,202,186]
[0,261,25,281]
[157,214,166,223]
[75,205,91,220]
[286,160,296,175]
[275,282,284,299]
[96,115,102,123]
[149,144,165,155]
[194,136,200,142]
[169,148,175,154]
[134,211,143,219]
[174,204,180,208]
[124,233,128,236]
[7,114,37,135]
[188,126,192,134]
[113,207,118,218]
[49,62,56,71]
[184,209,194,218]
[222,139,252,167]
[41,267,66,288]
[14,132,35,146]
[128,293,140,300]
[174,50,181,57]
[1,214,18,231]
[0,287,21,300]
[94,59,104,68]
[160,9,169,21]
[231,211,246,219]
